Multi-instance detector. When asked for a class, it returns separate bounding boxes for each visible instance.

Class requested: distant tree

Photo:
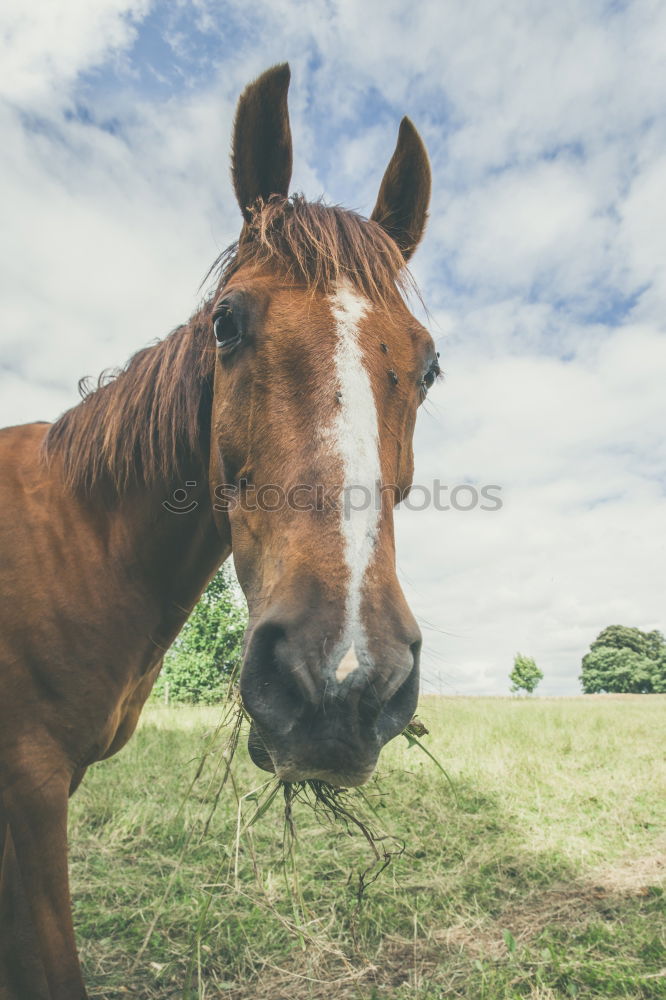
[510,653,543,695]
[580,626,666,694]
[153,566,247,704]
[590,625,649,656]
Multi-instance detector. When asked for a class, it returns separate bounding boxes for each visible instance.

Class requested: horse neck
[93,455,230,646]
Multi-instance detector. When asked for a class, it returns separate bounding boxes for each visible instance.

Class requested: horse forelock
[210,195,415,306]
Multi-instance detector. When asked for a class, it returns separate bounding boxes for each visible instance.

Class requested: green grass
[69,696,666,999]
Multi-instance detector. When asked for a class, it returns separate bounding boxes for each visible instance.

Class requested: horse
[0,63,436,999]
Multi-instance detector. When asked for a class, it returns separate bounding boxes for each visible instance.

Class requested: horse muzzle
[240,616,421,787]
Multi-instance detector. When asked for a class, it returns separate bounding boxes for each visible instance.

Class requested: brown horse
[0,64,436,998]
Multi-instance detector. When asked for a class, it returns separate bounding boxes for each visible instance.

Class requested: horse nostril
[240,620,313,737]
[375,639,421,743]
[353,636,420,725]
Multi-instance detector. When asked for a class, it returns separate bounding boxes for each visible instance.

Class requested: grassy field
[69,696,666,999]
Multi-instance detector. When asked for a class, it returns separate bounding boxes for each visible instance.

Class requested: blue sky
[1,0,665,694]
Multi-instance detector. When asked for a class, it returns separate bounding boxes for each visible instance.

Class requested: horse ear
[231,63,293,221]
[370,117,431,262]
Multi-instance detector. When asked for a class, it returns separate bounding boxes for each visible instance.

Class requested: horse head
[209,64,438,787]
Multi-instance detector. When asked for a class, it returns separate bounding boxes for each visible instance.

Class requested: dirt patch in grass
[438,840,666,961]
[593,841,666,893]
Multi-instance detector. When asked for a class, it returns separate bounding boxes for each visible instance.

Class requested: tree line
[510,625,666,695]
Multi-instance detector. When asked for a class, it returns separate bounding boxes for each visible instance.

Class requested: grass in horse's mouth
[281,778,406,905]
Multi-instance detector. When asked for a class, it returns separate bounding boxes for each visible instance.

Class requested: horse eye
[213,313,230,342]
[213,303,242,352]
[421,359,441,393]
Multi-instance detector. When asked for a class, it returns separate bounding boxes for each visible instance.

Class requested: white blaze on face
[327,281,382,683]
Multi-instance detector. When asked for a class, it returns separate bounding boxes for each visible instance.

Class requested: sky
[1,0,665,695]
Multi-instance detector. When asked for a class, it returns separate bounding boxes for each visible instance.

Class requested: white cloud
[436,159,608,300]
[0,0,150,108]
[620,154,666,315]
[1,0,665,696]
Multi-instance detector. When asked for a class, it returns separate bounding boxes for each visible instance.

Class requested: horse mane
[44,313,216,496]
[44,196,411,496]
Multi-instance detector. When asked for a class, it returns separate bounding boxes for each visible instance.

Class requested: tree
[510,653,543,694]
[590,625,649,656]
[580,626,666,694]
[153,565,248,704]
